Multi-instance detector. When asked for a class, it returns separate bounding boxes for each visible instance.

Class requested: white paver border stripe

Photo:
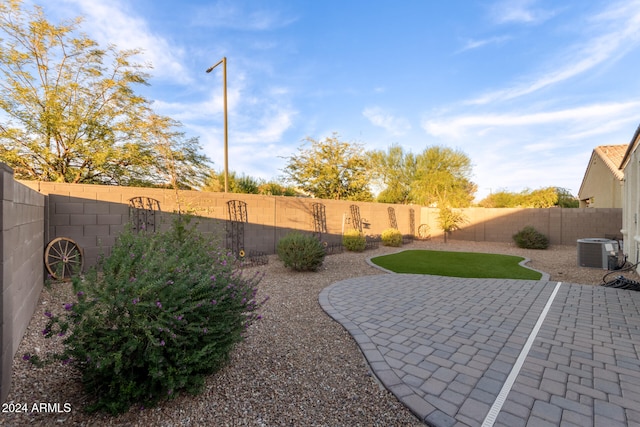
[481,281,563,427]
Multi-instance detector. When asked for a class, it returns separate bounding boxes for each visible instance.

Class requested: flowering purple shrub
[31,217,266,414]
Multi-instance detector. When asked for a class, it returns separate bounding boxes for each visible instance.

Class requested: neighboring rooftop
[594,144,627,181]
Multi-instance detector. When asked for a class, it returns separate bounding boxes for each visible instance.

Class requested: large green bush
[513,225,549,249]
[381,228,403,247]
[276,232,326,271]
[342,229,366,252]
[31,218,266,414]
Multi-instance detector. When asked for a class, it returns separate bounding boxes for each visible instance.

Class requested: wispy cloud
[63,0,190,84]
[423,101,640,139]
[191,1,297,31]
[363,107,411,136]
[469,0,640,104]
[157,85,296,145]
[490,0,558,24]
[456,35,511,53]
[234,108,296,144]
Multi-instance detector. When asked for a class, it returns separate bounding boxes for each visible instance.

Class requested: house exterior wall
[622,148,640,266]
[579,154,623,208]
[0,165,45,403]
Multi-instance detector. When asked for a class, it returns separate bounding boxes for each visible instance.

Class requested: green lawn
[370,250,542,280]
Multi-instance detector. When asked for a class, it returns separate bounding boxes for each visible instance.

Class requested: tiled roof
[594,144,626,181]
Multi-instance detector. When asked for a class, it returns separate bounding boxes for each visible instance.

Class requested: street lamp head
[206,57,225,74]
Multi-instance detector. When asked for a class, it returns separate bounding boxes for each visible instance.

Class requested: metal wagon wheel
[417,224,431,240]
[44,237,84,281]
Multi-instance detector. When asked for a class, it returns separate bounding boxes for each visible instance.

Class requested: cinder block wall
[35,185,227,268]
[18,181,623,270]
[1,165,45,402]
[20,181,418,264]
[420,207,622,245]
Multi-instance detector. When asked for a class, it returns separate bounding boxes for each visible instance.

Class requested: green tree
[555,187,579,208]
[257,181,297,196]
[437,205,467,243]
[477,190,517,208]
[203,170,238,193]
[410,146,476,207]
[368,143,416,204]
[144,114,211,190]
[202,171,297,196]
[282,134,373,201]
[0,1,211,186]
[521,187,558,208]
[478,187,578,208]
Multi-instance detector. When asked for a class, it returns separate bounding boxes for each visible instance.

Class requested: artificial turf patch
[370,249,542,280]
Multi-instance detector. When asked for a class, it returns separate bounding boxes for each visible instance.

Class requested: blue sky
[37,0,640,201]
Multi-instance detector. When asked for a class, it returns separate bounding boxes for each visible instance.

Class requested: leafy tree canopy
[369,143,416,204]
[410,146,476,207]
[282,134,373,201]
[203,170,297,196]
[478,187,579,208]
[369,144,476,207]
[0,0,211,187]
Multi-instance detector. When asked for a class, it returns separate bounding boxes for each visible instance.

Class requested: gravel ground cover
[3,239,633,426]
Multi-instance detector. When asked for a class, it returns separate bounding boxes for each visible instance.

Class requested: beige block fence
[19,181,623,268]
[1,166,45,402]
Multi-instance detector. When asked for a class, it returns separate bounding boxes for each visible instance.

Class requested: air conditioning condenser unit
[577,238,619,269]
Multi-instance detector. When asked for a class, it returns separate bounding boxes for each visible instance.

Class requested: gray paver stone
[403,352,427,365]
[440,389,467,406]
[458,397,490,422]
[501,400,531,418]
[470,388,498,405]
[420,378,448,396]
[594,415,627,427]
[425,395,459,418]
[531,400,562,423]
[401,395,436,420]
[594,377,622,396]
[494,411,527,427]
[540,377,567,395]
[477,376,503,395]
[526,415,559,427]
[432,367,458,383]
[562,410,594,427]
[594,399,626,422]
[549,395,591,416]
[424,410,457,427]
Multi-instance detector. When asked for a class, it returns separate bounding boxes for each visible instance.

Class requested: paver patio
[319,274,640,426]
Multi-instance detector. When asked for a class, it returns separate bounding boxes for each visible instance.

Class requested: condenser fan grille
[577,238,618,269]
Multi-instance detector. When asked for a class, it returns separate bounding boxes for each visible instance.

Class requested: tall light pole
[206,57,229,193]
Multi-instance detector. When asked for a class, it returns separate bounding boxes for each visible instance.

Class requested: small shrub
[29,217,266,414]
[381,228,403,247]
[513,226,549,249]
[438,206,467,243]
[343,229,366,252]
[276,232,326,271]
